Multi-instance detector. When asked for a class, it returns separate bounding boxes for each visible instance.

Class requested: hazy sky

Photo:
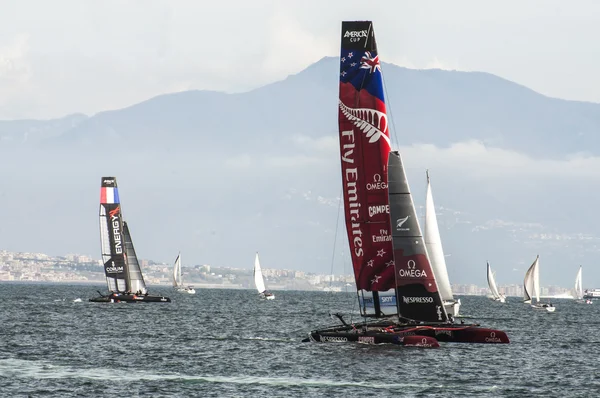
[1,0,599,119]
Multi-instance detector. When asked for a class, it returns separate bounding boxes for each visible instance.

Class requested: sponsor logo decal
[436,305,443,321]
[108,206,123,255]
[321,336,348,343]
[343,30,368,43]
[485,331,502,343]
[108,206,120,218]
[103,179,115,185]
[339,102,390,145]
[358,336,375,344]
[396,216,410,231]
[372,228,391,243]
[344,30,368,38]
[368,204,389,218]
[415,337,436,347]
[366,174,387,191]
[340,130,364,258]
[435,329,452,337]
[398,260,428,278]
[402,296,434,304]
[106,264,124,274]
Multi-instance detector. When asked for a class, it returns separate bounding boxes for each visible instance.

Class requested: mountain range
[2,56,600,288]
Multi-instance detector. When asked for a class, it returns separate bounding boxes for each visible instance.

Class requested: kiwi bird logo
[396,216,410,230]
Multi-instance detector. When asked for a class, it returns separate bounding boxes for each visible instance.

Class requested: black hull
[89,294,171,303]
[305,320,509,345]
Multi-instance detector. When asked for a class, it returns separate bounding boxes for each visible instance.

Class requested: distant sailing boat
[305,21,509,346]
[173,253,196,294]
[486,262,506,303]
[523,255,554,312]
[254,253,274,300]
[89,177,170,303]
[424,170,461,316]
[574,266,592,304]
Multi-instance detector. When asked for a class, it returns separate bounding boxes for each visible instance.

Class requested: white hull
[490,296,506,303]
[532,303,555,312]
[444,299,461,317]
[176,287,196,294]
[260,293,275,300]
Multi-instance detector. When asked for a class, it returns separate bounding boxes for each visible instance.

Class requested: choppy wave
[1,284,600,397]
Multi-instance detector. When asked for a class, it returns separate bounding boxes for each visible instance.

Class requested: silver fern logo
[339,100,390,145]
[396,215,410,230]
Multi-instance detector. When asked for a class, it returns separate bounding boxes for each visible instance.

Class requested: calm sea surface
[0,283,598,397]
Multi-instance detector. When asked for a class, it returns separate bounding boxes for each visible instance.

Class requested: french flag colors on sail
[338,21,394,292]
[100,177,120,204]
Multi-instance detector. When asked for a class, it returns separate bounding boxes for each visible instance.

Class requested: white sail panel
[424,173,454,302]
[254,253,266,294]
[575,266,583,300]
[523,257,537,302]
[487,262,501,299]
[173,253,181,288]
[533,256,540,303]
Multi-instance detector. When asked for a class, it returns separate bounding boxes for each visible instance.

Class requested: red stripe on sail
[100,187,107,204]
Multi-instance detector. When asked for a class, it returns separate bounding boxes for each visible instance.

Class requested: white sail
[523,256,538,303]
[254,252,267,294]
[173,253,181,288]
[424,171,454,302]
[487,262,501,299]
[575,266,583,300]
[533,256,540,303]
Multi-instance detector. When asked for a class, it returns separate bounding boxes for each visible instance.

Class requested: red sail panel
[339,21,394,291]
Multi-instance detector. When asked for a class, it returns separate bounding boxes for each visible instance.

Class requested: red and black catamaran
[305,21,508,346]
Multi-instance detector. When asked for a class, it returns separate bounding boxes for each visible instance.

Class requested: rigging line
[328,186,343,289]
[380,62,401,151]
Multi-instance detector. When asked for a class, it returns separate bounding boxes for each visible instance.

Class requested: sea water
[0,283,598,397]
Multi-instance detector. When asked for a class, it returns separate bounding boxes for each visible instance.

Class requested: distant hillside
[4,56,595,158]
[1,58,600,287]
[0,113,87,146]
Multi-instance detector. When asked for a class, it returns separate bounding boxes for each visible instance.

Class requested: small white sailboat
[173,253,196,294]
[254,252,274,300]
[523,255,554,312]
[424,171,460,317]
[486,262,506,303]
[574,266,592,304]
